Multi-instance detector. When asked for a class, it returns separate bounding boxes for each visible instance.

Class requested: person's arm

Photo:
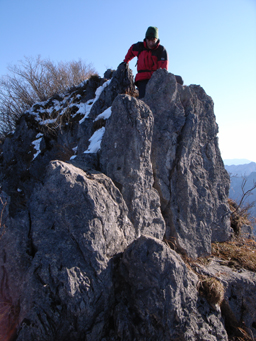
[157,47,168,70]
[124,44,137,63]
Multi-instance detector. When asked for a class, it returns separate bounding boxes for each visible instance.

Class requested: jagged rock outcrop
[0,64,255,340]
[0,161,135,340]
[144,70,231,257]
[0,64,135,216]
[100,95,165,239]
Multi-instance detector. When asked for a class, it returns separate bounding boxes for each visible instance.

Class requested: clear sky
[0,0,255,162]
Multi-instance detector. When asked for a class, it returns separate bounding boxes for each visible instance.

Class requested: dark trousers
[137,79,149,99]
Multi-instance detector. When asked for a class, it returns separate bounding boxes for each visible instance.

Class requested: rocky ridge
[0,63,255,340]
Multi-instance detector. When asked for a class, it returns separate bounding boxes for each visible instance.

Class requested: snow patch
[84,127,105,154]
[39,118,57,125]
[26,79,112,127]
[70,146,78,160]
[94,106,112,121]
[79,79,112,124]
[31,133,43,160]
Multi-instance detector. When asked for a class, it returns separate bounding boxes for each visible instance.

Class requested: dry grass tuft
[198,275,225,308]
[54,143,75,162]
[211,238,256,272]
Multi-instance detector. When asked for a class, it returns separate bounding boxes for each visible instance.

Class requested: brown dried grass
[198,275,225,307]
[211,238,256,272]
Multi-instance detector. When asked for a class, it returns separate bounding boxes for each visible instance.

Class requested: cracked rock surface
[0,66,254,340]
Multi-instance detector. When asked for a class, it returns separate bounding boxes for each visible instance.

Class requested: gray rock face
[194,258,256,339]
[112,236,228,341]
[0,66,249,341]
[0,161,135,340]
[100,95,165,239]
[144,70,232,258]
[88,62,135,121]
[0,63,134,215]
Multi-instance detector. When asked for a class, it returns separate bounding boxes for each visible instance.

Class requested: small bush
[228,198,253,236]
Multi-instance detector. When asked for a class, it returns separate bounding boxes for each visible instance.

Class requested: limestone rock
[0,161,135,340]
[0,65,241,340]
[112,236,228,341]
[88,62,135,121]
[145,69,232,258]
[194,258,256,340]
[100,94,165,239]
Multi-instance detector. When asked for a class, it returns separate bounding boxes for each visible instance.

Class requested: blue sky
[0,0,255,162]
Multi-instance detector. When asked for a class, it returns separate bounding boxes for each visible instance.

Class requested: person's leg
[137,79,149,99]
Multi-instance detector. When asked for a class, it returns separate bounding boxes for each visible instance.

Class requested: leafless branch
[0,55,97,136]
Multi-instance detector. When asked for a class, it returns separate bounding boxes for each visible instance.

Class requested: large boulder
[111,236,228,341]
[0,161,135,340]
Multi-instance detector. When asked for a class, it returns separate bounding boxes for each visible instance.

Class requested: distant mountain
[225,162,256,177]
[224,158,253,166]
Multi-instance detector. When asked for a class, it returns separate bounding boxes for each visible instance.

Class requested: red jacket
[124,39,168,83]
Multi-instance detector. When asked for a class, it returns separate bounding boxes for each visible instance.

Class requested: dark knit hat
[145,26,159,39]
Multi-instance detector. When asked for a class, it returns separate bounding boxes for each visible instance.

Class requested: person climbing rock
[123,26,183,98]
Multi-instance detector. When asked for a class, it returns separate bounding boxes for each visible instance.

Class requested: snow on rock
[77,99,95,124]
[84,127,105,154]
[31,133,43,160]
[94,106,112,121]
[26,79,112,127]
[79,80,112,124]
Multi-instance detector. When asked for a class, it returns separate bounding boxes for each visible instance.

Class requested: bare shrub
[227,175,256,236]
[0,55,97,135]
[54,143,75,162]
[232,176,256,216]
[228,198,253,236]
